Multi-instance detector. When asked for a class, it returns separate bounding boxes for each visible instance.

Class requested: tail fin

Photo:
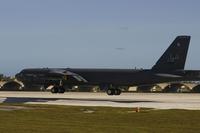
[152,36,191,72]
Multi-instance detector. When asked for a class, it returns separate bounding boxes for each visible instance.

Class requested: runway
[0,91,200,110]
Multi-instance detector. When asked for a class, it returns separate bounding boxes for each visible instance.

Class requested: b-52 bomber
[15,36,200,95]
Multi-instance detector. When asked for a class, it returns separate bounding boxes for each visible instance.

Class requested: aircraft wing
[49,69,88,83]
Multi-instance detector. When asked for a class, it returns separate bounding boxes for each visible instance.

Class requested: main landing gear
[106,89,121,95]
[51,86,65,93]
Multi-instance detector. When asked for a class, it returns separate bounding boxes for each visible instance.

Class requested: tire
[114,89,121,95]
[51,87,59,93]
[58,87,65,93]
[106,89,114,95]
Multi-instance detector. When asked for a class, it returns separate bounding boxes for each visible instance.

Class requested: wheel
[114,89,121,95]
[51,86,59,93]
[58,87,65,93]
[106,89,114,95]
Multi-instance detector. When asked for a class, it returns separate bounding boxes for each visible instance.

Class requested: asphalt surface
[0,91,200,110]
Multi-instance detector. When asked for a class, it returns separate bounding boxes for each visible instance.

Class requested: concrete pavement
[0,91,200,110]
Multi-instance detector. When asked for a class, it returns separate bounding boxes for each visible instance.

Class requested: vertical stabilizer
[152,36,191,72]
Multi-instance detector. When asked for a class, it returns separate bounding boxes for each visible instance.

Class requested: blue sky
[0,0,200,75]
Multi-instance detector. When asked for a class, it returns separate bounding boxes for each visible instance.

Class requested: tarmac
[0,91,200,110]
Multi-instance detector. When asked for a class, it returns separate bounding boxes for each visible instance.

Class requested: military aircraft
[16,36,200,95]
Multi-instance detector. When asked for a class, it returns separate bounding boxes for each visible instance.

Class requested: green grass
[0,104,200,133]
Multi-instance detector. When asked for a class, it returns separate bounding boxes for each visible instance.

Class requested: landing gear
[51,86,65,94]
[114,89,121,95]
[106,89,121,95]
[58,86,65,93]
[106,89,114,95]
[100,84,122,96]
[51,86,59,93]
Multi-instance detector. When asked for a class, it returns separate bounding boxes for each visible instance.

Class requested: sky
[0,0,200,76]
